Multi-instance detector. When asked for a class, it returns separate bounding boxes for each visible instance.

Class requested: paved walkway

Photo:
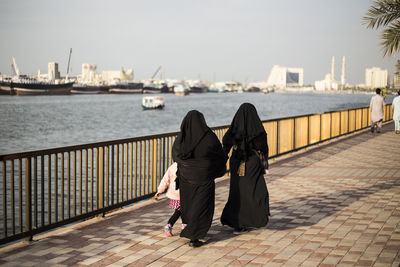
[1,124,399,267]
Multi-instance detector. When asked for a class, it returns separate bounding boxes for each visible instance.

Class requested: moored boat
[109,80,143,94]
[142,96,165,110]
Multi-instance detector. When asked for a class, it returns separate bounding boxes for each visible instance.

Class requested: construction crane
[151,65,162,80]
[66,48,72,80]
[12,57,20,77]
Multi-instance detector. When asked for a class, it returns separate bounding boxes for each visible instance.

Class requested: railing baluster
[79,150,82,215]
[116,145,119,203]
[121,144,125,201]
[41,156,44,226]
[125,143,128,201]
[139,141,142,197]
[130,142,133,200]
[11,160,15,235]
[67,152,70,219]
[111,145,114,205]
[25,158,32,241]
[73,151,76,217]
[54,154,58,223]
[19,159,22,232]
[134,142,138,198]
[2,161,7,238]
[61,153,64,221]
[34,157,37,229]
[90,149,94,211]
[106,146,109,206]
[85,149,88,213]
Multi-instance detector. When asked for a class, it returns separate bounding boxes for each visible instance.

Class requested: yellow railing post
[152,139,157,192]
[98,147,104,211]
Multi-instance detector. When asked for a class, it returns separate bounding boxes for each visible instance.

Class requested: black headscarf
[223,103,266,160]
[173,110,210,160]
[172,110,227,185]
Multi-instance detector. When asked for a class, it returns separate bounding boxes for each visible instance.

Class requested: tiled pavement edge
[0,124,399,267]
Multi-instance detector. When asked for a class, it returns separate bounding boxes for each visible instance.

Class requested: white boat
[173,84,190,96]
[142,96,165,110]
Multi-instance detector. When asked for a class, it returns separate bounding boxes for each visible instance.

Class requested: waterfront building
[315,56,347,91]
[102,69,134,82]
[48,62,60,81]
[266,65,304,89]
[365,67,387,89]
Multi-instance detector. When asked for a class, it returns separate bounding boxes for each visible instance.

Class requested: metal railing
[0,104,393,245]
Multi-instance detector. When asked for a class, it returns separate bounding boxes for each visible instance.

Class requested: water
[0,92,394,155]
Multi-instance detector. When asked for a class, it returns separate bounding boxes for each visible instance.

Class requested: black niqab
[223,103,267,160]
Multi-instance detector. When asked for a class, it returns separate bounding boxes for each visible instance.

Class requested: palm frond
[363,0,400,29]
[381,20,400,56]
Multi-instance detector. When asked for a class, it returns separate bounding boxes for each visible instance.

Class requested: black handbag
[254,150,268,172]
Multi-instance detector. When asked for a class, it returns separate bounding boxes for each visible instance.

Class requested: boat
[2,76,74,95]
[142,96,165,110]
[188,80,208,93]
[4,56,74,95]
[173,83,190,96]
[71,83,109,94]
[108,80,143,94]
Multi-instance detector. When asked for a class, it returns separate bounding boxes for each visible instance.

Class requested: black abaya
[221,103,270,229]
[172,110,227,240]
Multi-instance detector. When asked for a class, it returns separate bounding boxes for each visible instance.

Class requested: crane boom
[151,65,162,79]
[12,57,20,77]
[66,48,72,80]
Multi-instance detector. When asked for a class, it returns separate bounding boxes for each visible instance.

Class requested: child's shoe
[181,224,187,230]
[164,224,173,237]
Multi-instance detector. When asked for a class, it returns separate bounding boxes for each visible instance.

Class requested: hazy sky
[0,0,398,85]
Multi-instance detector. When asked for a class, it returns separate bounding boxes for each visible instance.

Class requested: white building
[48,62,60,81]
[102,69,133,82]
[365,67,388,89]
[266,65,303,89]
[314,56,347,91]
[80,63,100,83]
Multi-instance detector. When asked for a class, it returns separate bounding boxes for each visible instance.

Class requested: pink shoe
[181,224,187,230]
[164,224,173,237]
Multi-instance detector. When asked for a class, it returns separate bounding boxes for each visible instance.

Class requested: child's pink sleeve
[157,163,176,193]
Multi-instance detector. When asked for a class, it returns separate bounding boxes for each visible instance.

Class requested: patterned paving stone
[1,123,399,266]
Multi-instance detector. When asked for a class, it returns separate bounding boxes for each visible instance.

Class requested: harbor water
[0,92,394,155]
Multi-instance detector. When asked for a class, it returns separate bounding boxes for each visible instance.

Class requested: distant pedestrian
[370,88,385,133]
[172,110,227,247]
[154,162,186,237]
[221,103,270,234]
[392,90,400,134]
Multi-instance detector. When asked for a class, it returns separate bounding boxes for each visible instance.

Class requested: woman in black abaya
[221,103,270,233]
[172,110,227,247]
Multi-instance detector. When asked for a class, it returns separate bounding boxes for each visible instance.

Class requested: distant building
[102,69,133,82]
[393,60,400,88]
[314,56,346,91]
[48,62,60,81]
[365,67,387,89]
[266,65,304,89]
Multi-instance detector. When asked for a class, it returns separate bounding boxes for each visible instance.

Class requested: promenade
[0,123,399,267]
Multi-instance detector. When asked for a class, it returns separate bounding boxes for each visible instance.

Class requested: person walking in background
[172,110,227,247]
[154,162,186,237]
[370,88,385,133]
[221,103,270,234]
[392,90,400,134]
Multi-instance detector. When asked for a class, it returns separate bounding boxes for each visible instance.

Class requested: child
[154,162,186,236]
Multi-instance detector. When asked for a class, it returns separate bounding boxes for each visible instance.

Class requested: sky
[0,0,398,85]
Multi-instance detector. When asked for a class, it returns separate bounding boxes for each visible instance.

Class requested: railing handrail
[0,104,393,246]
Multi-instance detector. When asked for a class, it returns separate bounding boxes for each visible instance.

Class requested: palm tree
[363,0,400,56]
